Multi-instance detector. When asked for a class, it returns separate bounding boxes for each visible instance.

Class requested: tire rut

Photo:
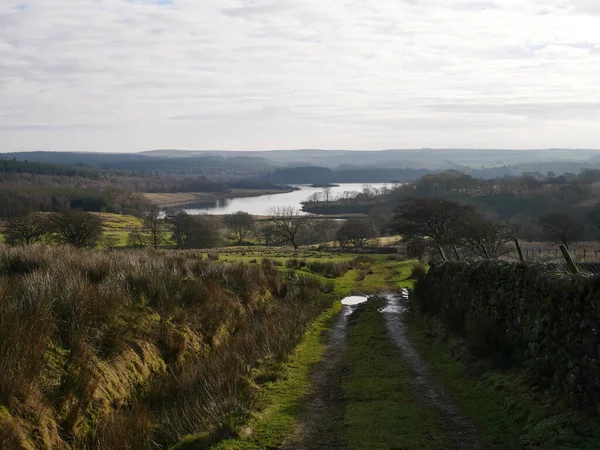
[282,305,354,450]
[380,292,487,450]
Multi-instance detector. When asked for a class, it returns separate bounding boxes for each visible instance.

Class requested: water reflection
[184,183,389,216]
[341,296,369,306]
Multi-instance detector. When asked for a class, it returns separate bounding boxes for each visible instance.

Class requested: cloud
[1,0,600,151]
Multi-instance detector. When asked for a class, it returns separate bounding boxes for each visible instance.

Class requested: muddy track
[380,292,486,450]
[282,305,354,450]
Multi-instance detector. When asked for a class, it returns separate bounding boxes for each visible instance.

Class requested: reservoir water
[184,183,390,215]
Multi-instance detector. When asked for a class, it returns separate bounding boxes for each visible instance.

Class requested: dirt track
[381,293,486,450]
[286,293,485,449]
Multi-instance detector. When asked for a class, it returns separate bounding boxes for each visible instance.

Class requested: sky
[1,0,600,152]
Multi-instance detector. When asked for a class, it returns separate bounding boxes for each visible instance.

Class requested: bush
[306,260,351,278]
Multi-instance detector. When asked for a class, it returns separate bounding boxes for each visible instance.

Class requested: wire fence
[432,241,600,275]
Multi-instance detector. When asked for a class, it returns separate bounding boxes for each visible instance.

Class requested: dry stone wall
[414,261,600,412]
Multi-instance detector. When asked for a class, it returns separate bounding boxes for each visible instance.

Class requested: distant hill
[3,149,600,178]
[141,148,600,170]
[0,151,151,166]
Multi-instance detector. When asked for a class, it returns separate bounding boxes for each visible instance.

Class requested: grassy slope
[342,299,447,449]
[173,254,362,450]
[405,312,600,449]
[204,302,344,450]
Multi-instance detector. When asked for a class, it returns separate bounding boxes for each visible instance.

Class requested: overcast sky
[1,0,600,152]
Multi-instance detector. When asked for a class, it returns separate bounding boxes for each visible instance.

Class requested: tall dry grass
[0,245,334,449]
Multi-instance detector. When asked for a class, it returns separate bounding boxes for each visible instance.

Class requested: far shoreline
[309,183,340,188]
[143,188,293,209]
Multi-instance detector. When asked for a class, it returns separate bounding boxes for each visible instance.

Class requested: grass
[93,213,142,230]
[341,298,448,449]
[205,302,344,450]
[177,254,415,449]
[0,245,337,449]
[405,311,600,449]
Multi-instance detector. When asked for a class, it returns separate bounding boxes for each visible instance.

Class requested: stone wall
[414,261,600,412]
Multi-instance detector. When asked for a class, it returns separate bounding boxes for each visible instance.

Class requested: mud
[380,292,487,450]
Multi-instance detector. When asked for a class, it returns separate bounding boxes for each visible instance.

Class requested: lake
[184,183,390,215]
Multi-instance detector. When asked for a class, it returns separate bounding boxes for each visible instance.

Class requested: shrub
[306,260,351,278]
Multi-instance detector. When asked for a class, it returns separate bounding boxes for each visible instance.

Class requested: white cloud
[1,0,600,151]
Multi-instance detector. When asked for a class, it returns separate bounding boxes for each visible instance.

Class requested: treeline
[303,169,600,243]
[0,158,118,179]
[0,157,292,218]
[269,166,431,184]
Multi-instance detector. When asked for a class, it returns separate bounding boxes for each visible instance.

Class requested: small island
[310,183,340,188]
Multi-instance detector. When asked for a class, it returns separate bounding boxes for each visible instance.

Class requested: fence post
[514,239,524,261]
[584,249,587,260]
[559,245,579,274]
[437,245,448,263]
[452,245,461,262]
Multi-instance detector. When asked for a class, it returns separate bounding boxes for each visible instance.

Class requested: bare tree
[50,210,104,248]
[3,212,51,246]
[337,218,376,248]
[458,216,517,258]
[322,187,333,205]
[390,197,474,245]
[141,205,167,249]
[127,229,149,248]
[223,211,255,245]
[266,206,308,250]
[100,234,120,250]
[539,212,585,248]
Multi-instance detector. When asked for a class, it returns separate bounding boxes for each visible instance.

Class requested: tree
[300,218,341,246]
[100,234,120,250]
[127,229,149,248]
[50,209,104,248]
[183,215,220,249]
[141,205,167,250]
[458,215,517,258]
[404,237,428,260]
[165,210,192,249]
[223,211,255,245]
[266,206,308,250]
[165,210,220,249]
[337,219,376,248]
[390,197,474,245]
[3,212,51,245]
[586,204,600,234]
[539,212,585,248]
[257,223,286,247]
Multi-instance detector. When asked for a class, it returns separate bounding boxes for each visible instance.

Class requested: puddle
[378,290,409,314]
[341,296,369,306]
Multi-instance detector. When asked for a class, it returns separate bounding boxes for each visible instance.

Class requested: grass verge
[342,298,448,449]
[194,302,344,450]
[405,311,600,449]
